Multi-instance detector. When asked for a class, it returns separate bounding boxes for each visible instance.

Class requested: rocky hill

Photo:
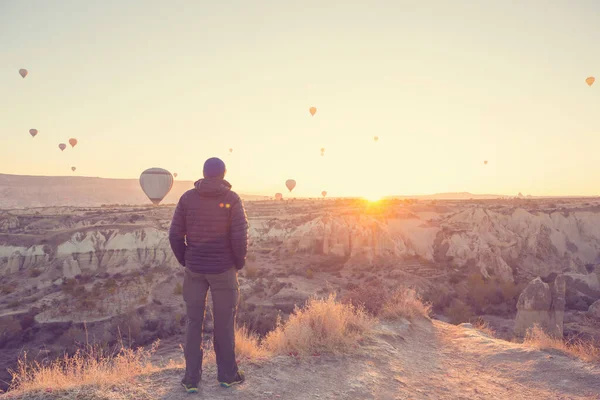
[0,174,265,208]
[2,197,600,392]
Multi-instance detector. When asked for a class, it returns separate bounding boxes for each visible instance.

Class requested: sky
[1,0,600,199]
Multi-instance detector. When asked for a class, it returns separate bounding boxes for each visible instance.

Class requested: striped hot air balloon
[139,168,174,205]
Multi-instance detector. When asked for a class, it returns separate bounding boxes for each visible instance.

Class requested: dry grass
[472,318,496,337]
[235,325,270,360]
[7,339,160,394]
[523,325,600,363]
[379,288,431,320]
[264,294,373,356]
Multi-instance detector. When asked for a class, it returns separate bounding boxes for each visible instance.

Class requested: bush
[244,267,258,279]
[380,288,431,320]
[264,294,373,356]
[173,282,183,295]
[524,324,600,363]
[235,325,269,360]
[444,299,474,324]
[0,284,14,295]
[8,340,161,393]
[464,274,516,314]
[342,284,388,316]
[306,269,314,279]
[472,318,495,337]
[28,268,42,278]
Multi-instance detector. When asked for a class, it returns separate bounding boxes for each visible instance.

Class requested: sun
[364,195,381,202]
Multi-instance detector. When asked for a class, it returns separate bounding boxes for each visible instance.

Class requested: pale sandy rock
[0,215,19,230]
[588,300,600,320]
[514,277,566,337]
[62,256,82,279]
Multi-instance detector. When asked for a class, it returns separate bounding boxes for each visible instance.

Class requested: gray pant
[182,267,240,384]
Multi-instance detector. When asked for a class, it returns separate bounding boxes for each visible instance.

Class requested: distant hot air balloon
[321,191,327,198]
[309,107,317,116]
[29,129,38,138]
[139,168,174,205]
[374,136,379,142]
[71,166,76,172]
[484,160,488,165]
[229,148,233,153]
[58,143,66,151]
[19,69,28,78]
[173,173,178,178]
[586,76,595,87]
[69,138,77,148]
[285,179,296,192]
[275,193,283,201]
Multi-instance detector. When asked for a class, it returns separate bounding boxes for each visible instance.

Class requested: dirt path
[136,320,600,400]
[4,319,600,399]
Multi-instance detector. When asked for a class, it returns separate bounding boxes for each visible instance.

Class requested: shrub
[245,267,258,279]
[7,300,21,309]
[524,324,600,363]
[235,325,269,360]
[8,340,161,393]
[342,284,388,316]
[173,282,183,295]
[424,287,452,313]
[263,294,373,356]
[444,299,474,324]
[472,318,495,337]
[28,268,42,278]
[306,268,314,279]
[0,284,14,295]
[380,288,431,320]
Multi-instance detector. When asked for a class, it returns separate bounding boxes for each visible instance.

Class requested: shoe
[181,381,199,393]
[219,370,245,388]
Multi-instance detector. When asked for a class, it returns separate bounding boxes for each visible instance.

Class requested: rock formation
[514,276,566,337]
[588,299,600,321]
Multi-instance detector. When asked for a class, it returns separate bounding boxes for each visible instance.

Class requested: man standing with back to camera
[169,157,248,393]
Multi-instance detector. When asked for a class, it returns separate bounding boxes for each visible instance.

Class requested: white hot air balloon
[139,168,174,205]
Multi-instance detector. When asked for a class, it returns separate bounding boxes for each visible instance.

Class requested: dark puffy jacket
[168,178,249,274]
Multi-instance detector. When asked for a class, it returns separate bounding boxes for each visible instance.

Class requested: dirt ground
[5,319,600,400]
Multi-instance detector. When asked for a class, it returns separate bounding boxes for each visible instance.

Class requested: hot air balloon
[275,193,283,201]
[321,191,327,198]
[69,138,77,148]
[229,148,233,153]
[173,173,178,178]
[309,107,317,116]
[139,168,174,205]
[29,129,38,138]
[19,69,28,78]
[285,179,296,192]
[58,143,66,151]
[374,136,379,142]
[484,160,488,165]
[586,76,595,87]
[71,166,76,172]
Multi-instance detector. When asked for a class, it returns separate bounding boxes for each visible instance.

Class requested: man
[169,157,248,393]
